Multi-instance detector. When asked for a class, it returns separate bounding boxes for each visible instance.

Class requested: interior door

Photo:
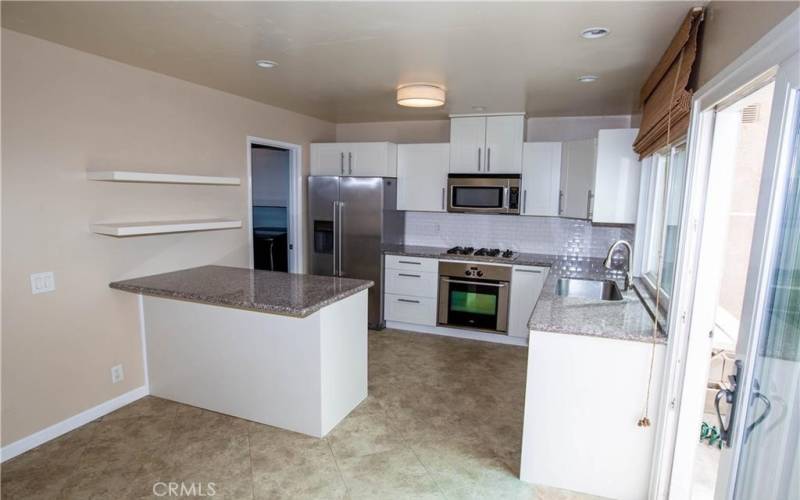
[484,115,524,174]
[715,53,800,500]
[340,176,383,326]
[307,176,339,277]
[450,116,486,173]
[560,138,597,219]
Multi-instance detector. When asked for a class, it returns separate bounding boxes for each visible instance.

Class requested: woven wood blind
[633,8,705,159]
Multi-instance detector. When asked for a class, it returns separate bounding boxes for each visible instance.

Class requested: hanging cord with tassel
[638,47,685,428]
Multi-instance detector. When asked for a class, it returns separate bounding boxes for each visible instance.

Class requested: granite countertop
[382,243,557,267]
[528,271,666,344]
[382,243,665,344]
[110,265,373,318]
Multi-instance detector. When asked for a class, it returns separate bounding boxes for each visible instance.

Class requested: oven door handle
[441,278,508,288]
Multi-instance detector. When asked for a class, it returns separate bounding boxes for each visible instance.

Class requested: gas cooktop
[443,246,517,260]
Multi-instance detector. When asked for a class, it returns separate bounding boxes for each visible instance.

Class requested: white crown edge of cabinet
[91,218,242,237]
[87,171,241,185]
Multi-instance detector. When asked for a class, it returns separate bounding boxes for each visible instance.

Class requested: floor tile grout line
[325,438,351,497]
[246,425,256,500]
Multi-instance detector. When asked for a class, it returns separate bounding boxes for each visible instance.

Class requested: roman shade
[633,8,705,159]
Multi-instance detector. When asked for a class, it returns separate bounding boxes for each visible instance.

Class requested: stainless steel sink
[555,278,623,301]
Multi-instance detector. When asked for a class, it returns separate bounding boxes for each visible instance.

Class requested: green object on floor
[700,421,723,448]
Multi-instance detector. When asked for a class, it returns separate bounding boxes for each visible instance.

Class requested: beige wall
[1,29,334,446]
[336,115,632,144]
[697,1,798,88]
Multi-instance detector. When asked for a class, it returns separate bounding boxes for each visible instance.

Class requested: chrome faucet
[604,240,632,291]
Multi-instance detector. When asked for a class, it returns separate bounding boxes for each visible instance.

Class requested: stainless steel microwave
[447,174,521,214]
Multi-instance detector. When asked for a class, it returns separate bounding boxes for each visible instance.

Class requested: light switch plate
[111,364,124,384]
[30,272,56,294]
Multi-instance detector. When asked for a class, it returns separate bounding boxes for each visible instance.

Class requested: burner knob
[465,270,472,276]
[477,271,484,277]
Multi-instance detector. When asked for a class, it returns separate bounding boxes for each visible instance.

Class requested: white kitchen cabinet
[484,115,524,174]
[310,143,347,176]
[508,265,549,338]
[449,117,486,173]
[310,142,397,177]
[384,255,439,326]
[397,144,449,212]
[592,129,641,224]
[384,294,438,326]
[449,114,524,174]
[560,138,597,219]
[521,142,562,216]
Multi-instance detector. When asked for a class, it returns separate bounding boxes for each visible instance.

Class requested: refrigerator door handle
[338,201,344,276]
[332,201,338,275]
[340,153,344,175]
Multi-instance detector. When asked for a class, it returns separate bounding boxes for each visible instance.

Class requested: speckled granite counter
[528,270,666,344]
[382,244,664,344]
[110,265,373,318]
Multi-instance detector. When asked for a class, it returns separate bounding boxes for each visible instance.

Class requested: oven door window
[452,186,504,209]
[447,281,499,330]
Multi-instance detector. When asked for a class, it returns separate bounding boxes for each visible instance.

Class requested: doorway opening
[247,137,303,273]
[687,80,776,500]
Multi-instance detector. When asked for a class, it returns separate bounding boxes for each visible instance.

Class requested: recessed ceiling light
[256,60,278,68]
[396,83,446,108]
[581,27,610,39]
[578,75,599,83]
[472,106,486,112]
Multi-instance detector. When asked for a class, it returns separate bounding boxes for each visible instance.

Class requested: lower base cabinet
[508,265,549,338]
[384,294,437,326]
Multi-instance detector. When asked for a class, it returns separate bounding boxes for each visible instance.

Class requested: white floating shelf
[91,218,242,237]
[87,170,240,185]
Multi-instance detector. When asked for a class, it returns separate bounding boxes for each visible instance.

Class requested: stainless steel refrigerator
[308,176,405,328]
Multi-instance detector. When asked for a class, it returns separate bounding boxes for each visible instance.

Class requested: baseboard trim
[385,321,528,347]
[0,385,149,463]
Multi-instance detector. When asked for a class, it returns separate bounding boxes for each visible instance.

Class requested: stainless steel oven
[447,174,521,214]
[437,261,511,333]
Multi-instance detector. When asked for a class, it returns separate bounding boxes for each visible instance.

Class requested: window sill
[632,277,668,335]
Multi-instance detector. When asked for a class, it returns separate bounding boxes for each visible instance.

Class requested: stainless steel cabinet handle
[332,201,338,274]
[558,190,564,215]
[441,187,446,210]
[340,152,344,175]
[398,260,422,265]
[523,190,528,213]
[338,202,344,276]
[587,190,594,219]
[487,148,491,172]
[515,269,542,274]
[477,147,482,172]
[442,278,508,288]
[398,298,420,304]
[398,273,421,278]
[348,152,353,175]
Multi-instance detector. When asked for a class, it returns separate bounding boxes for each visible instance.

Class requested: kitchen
[2,2,799,500]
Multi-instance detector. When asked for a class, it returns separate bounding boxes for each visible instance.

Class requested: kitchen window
[637,141,689,315]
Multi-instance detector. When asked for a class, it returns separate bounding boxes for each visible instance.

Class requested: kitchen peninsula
[110,265,373,438]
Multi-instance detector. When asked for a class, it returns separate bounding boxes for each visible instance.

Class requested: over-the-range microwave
[446,174,521,215]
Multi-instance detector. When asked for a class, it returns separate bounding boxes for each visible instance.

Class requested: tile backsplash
[404,212,635,258]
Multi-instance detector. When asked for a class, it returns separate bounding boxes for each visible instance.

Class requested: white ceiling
[1,1,704,123]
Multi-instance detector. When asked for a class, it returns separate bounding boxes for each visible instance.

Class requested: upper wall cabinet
[521,142,562,217]
[592,129,641,224]
[560,138,597,219]
[397,143,450,212]
[310,142,397,177]
[449,114,524,174]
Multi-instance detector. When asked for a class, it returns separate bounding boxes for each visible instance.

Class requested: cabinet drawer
[385,269,438,298]
[384,294,437,326]
[385,255,438,273]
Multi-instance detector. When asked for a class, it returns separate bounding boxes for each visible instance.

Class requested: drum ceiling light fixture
[396,83,446,108]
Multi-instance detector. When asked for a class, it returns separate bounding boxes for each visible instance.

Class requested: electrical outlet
[111,364,124,384]
[30,272,56,294]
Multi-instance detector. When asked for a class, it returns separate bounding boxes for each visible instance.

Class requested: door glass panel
[660,143,688,296]
[453,187,503,208]
[733,96,800,500]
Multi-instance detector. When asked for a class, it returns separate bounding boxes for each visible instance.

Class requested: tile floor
[2,329,605,499]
